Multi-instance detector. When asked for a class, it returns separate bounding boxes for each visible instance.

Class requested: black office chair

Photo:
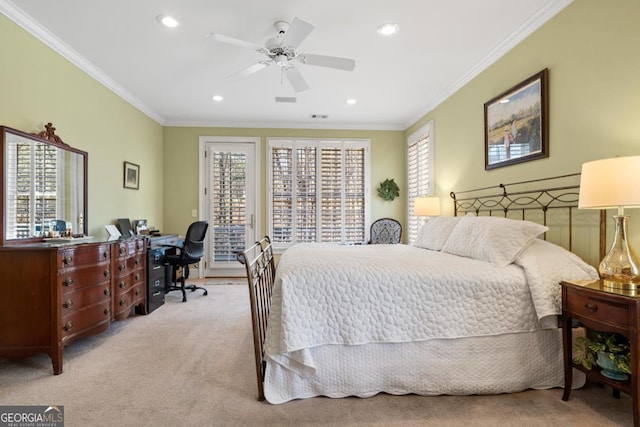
[368,218,402,244]
[164,221,209,302]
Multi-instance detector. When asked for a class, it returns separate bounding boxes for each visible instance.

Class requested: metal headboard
[450,173,605,261]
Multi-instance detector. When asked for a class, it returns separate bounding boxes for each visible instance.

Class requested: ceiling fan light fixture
[377,23,399,36]
[156,15,178,28]
[275,55,288,67]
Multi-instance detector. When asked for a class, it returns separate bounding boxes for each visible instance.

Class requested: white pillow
[440,216,548,267]
[413,216,463,251]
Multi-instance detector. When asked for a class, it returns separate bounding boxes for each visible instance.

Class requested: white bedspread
[263,241,597,402]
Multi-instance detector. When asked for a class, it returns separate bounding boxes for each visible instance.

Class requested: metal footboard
[237,236,276,401]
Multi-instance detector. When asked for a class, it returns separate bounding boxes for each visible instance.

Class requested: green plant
[377,178,400,201]
[573,331,631,374]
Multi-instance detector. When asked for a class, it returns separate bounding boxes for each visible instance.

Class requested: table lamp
[414,196,441,218]
[578,156,640,288]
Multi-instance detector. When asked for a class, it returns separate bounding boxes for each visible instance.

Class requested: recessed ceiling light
[212,95,224,102]
[157,15,179,28]
[377,23,399,36]
[346,98,357,105]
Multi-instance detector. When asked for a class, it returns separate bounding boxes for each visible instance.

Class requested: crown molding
[0,0,165,125]
[403,0,573,130]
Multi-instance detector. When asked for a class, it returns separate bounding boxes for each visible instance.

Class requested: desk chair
[368,218,402,244]
[164,221,209,302]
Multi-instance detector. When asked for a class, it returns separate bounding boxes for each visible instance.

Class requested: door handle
[249,214,254,229]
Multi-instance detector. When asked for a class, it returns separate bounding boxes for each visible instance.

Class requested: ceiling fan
[208,17,356,92]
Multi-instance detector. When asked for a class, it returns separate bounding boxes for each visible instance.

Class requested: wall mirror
[0,124,88,245]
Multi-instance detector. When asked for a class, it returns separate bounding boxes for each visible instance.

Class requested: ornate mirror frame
[0,123,88,245]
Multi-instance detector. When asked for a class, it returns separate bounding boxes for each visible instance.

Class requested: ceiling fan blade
[283,67,309,92]
[300,54,356,71]
[208,33,268,54]
[226,61,271,79]
[282,17,314,48]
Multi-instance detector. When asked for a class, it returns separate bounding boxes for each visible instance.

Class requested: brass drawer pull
[104,307,111,316]
[63,299,73,309]
[104,270,110,278]
[64,277,74,287]
[63,255,73,265]
[134,273,140,281]
[104,288,111,296]
[64,321,74,331]
[585,302,598,312]
[119,281,126,289]
[119,299,126,306]
[103,250,110,258]
[119,263,126,271]
[119,246,126,255]
[135,289,141,296]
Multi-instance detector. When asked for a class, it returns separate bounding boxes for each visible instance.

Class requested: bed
[238,175,604,403]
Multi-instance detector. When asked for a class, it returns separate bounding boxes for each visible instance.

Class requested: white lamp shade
[414,196,441,216]
[578,156,640,209]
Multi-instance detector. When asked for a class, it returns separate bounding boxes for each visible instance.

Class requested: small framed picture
[123,161,140,190]
[484,68,548,170]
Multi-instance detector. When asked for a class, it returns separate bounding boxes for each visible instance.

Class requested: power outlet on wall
[191,209,197,218]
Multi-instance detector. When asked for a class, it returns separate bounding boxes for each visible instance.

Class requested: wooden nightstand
[560,279,640,426]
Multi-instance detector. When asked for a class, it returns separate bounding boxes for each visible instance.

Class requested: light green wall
[163,127,405,237]
[405,0,640,264]
[0,15,164,239]
[2,0,638,257]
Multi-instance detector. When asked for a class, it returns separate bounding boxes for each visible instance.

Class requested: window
[268,138,370,249]
[407,121,434,243]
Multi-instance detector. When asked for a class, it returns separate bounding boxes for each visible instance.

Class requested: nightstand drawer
[565,287,630,328]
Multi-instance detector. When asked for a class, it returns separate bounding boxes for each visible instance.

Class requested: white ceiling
[1,0,571,130]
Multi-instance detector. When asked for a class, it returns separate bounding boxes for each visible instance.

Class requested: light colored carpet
[0,284,633,426]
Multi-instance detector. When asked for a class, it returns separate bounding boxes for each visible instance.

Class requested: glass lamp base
[599,215,640,290]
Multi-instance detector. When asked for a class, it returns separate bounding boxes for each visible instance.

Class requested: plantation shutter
[407,132,431,243]
[9,141,59,239]
[268,139,369,248]
[211,151,246,262]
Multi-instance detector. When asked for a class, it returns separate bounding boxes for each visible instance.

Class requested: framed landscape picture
[123,161,140,190]
[484,68,548,170]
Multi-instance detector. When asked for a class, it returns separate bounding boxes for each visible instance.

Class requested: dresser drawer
[60,263,111,292]
[113,257,145,277]
[565,287,630,328]
[114,285,143,311]
[61,302,111,339]
[114,238,145,258]
[61,285,111,314]
[60,244,111,268]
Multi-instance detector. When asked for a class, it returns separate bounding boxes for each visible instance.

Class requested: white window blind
[407,122,434,243]
[268,138,369,248]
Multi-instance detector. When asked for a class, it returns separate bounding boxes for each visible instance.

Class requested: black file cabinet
[144,234,179,313]
[147,246,169,313]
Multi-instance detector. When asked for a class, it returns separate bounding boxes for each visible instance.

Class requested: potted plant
[573,331,631,380]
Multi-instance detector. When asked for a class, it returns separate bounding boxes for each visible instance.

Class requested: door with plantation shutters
[204,142,257,277]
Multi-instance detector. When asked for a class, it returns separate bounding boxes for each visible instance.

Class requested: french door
[201,138,259,277]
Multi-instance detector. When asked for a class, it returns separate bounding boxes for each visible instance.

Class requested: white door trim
[199,136,261,277]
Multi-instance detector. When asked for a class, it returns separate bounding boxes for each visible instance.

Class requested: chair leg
[179,276,187,302]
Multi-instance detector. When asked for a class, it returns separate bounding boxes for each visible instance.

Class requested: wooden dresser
[0,237,146,374]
